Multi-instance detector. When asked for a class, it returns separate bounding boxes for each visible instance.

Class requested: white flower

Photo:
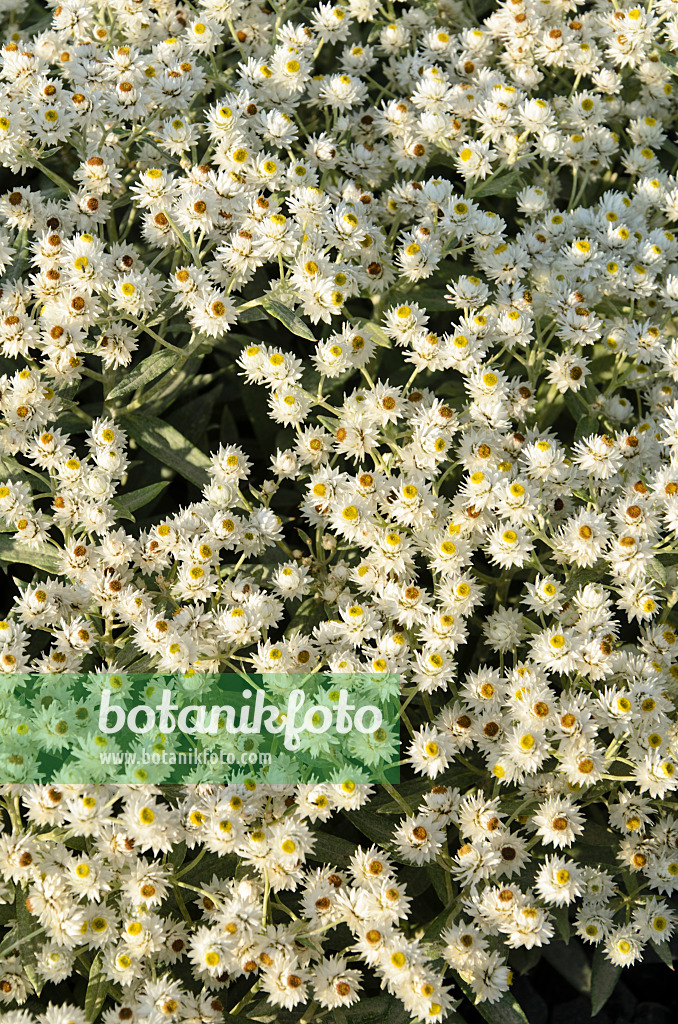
[532,797,586,849]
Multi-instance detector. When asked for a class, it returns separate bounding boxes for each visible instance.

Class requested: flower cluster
[1,0,678,1019]
[0,782,455,1013]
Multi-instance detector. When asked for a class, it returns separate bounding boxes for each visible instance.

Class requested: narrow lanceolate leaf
[84,952,109,1023]
[107,350,177,399]
[454,974,529,1024]
[467,170,524,198]
[260,297,316,341]
[574,414,599,442]
[341,807,401,855]
[659,48,678,75]
[552,904,571,944]
[328,993,412,1024]
[542,940,591,994]
[235,306,268,323]
[650,939,674,970]
[590,947,621,1016]
[15,886,44,996]
[223,1014,272,1024]
[0,535,61,574]
[0,898,14,928]
[121,412,211,488]
[307,828,356,868]
[112,481,169,516]
[359,321,392,348]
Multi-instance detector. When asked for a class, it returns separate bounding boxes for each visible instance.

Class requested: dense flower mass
[1,0,678,1019]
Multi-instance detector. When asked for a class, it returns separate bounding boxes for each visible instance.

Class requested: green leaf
[552,904,571,944]
[84,952,109,1023]
[659,48,678,75]
[650,939,674,970]
[407,286,452,311]
[121,412,211,488]
[376,779,436,813]
[286,595,327,635]
[647,558,668,588]
[436,380,465,400]
[467,170,525,199]
[233,380,276,456]
[107,350,176,399]
[2,455,49,489]
[222,1011,270,1024]
[168,841,187,871]
[260,297,315,341]
[342,807,400,853]
[563,566,603,599]
[422,902,456,941]
[0,899,14,927]
[454,974,529,1024]
[0,535,60,574]
[144,352,211,418]
[542,939,591,994]
[15,886,44,996]
[580,821,615,846]
[222,1013,267,1024]
[168,386,219,444]
[329,994,411,1024]
[307,829,357,868]
[181,850,237,887]
[509,946,541,976]
[426,863,449,905]
[563,390,590,419]
[236,306,268,323]
[574,414,598,442]
[112,481,169,518]
[590,947,621,1016]
[360,321,392,349]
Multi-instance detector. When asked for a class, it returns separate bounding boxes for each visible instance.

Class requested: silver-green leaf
[107,350,177,400]
[260,297,316,341]
[0,535,61,574]
[121,412,211,488]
